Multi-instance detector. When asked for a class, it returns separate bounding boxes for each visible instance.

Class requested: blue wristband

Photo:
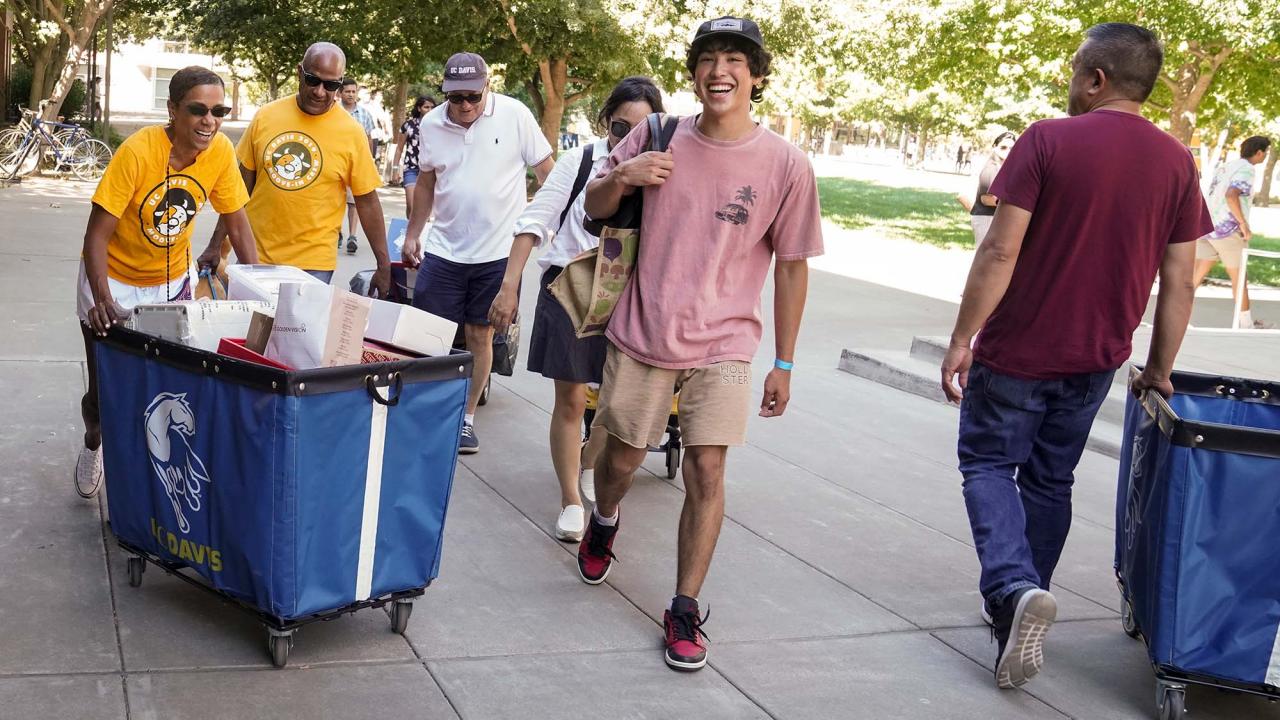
[774,358,794,371]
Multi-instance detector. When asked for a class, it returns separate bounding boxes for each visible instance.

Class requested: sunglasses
[446,93,484,106]
[185,103,232,119]
[301,70,343,92]
[609,120,632,139]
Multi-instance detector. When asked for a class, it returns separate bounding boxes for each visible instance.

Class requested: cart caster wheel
[665,446,680,480]
[268,632,294,668]
[478,377,490,406]
[1157,682,1187,720]
[127,556,145,588]
[389,600,413,635]
[1121,598,1141,639]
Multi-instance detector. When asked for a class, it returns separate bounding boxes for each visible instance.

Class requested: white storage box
[365,299,456,357]
[227,264,323,306]
[132,301,274,352]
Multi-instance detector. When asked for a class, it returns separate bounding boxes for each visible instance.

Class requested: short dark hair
[411,95,438,119]
[1241,135,1271,158]
[596,76,664,130]
[684,35,772,103]
[1079,23,1163,102]
[992,131,1017,148]
[341,78,358,89]
[168,66,224,106]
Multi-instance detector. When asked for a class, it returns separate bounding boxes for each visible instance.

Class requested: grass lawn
[817,176,1280,286]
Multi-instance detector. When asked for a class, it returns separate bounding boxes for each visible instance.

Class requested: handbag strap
[558,144,596,229]
[648,113,679,151]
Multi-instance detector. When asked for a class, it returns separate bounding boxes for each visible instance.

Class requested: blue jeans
[958,362,1115,607]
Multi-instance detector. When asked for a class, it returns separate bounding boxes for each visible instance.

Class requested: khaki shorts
[1196,232,1245,268]
[593,344,753,449]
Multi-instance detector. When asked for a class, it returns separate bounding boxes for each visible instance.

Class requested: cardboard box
[365,299,456,357]
[245,312,274,354]
[132,300,274,352]
[227,264,323,306]
[361,339,420,364]
[217,337,291,370]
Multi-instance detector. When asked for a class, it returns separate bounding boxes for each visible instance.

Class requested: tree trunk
[28,43,56,109]
[536,58,568,152]
[266,74,279,101]
[38,0,110,121]
[1258,150,1279,208]
[390,78,409,139]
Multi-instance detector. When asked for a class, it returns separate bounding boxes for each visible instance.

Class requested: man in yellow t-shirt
[199,42,390,294]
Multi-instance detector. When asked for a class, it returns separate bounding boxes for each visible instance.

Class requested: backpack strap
[646,113,679,152]
[558,144,596,230]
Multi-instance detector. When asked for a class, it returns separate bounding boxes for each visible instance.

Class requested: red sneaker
[664,595,710,671]
[576,511,619,584]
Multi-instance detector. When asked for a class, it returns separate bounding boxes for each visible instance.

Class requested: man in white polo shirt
[403,51,555,454]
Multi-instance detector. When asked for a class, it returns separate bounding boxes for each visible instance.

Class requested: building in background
[77,38,254,121]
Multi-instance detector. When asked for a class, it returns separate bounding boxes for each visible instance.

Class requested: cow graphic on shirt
[272,152,309,181]
[715,185,756,225]
[263,133,324,190]
[139,177,207,248]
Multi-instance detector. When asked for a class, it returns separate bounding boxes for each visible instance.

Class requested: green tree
[186,0,333,100]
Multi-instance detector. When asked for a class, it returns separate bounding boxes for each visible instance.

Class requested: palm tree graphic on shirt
[716,185,756,225]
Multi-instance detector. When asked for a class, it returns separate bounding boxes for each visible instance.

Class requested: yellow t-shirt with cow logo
[238,97,383,271]
[91,125,248,286]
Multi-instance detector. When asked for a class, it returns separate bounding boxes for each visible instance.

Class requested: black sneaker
[576,511,619,584]
[458,422,479,454]
[346,236,358,254]
[992,587,1057,689]
[664,595,710,671]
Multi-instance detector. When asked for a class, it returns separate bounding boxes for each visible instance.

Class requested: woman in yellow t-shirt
[73,65,258,498]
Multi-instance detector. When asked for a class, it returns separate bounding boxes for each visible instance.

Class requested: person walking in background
[392,95,436,221]
[1192,135,1271,329]
[940,23,1209,690]
[579,17,823,672]
[201,43,391,293]
[401,51,555,455]
[340,78,376,255]
[76,66,258,498]
[956,131,1016,246]
[488,76,665,542]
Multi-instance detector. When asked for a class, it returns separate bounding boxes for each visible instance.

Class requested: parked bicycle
[1,109,112,181]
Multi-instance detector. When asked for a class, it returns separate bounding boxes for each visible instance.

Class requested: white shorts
[970,215,994,247]
[76,260,195,322]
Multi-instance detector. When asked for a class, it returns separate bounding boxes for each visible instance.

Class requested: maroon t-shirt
[975,110,1211,379]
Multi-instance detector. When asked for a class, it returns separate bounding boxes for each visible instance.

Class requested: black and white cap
[442,52,489,92]
[692,16,764,48]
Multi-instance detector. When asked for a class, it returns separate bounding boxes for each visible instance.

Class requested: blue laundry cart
[1116,366,1280,719]
[95,327,471,667]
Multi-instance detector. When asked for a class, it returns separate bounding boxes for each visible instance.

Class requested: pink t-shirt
[597,116,824,369]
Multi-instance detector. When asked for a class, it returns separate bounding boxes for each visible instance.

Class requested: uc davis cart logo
[263,131,323,190]
[144,392,211,534]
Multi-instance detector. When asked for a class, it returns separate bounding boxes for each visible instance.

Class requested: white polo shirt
[417,93,554,264]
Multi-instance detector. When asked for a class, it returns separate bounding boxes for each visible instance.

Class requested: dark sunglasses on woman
[185,103,232,118]
[301,70,343,92]
[609,120,633,139]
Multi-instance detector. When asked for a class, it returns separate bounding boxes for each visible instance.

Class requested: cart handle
[365,372,403,406]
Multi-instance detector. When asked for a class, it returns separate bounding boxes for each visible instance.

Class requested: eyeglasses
[185,103,232,118]
[301,70,343,92]
[446,93,484,106]
[609,120,632,139]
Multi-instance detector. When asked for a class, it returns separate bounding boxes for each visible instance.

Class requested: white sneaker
[75,445,103,499]
[555,504,586,542]
[579,467,596,505]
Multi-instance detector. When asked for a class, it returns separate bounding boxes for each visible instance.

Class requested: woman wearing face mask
[958,131,1017,247]
[73,65,258,499]
[393,95,437,219]
[488,76,664,542]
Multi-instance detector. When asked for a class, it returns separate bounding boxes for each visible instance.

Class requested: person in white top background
[401,51,555,454]
[489,76,665,542]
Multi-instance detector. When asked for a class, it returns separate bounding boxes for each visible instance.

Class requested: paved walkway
[2,175,1278,719]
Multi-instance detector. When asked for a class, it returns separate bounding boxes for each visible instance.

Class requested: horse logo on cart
[144,393,211,534]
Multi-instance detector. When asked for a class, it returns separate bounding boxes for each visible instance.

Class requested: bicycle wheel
[1,141,40,178]
[68,139,112,181]
[0,128,24,153]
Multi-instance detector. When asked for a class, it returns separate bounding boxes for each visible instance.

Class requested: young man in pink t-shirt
[579,16,824,672]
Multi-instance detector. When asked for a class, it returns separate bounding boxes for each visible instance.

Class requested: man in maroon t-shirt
[939,23,1210,690]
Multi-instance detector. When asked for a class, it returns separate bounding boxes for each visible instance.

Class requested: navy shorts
[412,253,507,326]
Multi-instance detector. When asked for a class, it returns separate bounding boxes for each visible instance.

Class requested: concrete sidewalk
[2,177,1278,719]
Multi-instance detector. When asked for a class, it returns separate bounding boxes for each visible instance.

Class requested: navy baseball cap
[692,16,764,48]
[442,52,489,92]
